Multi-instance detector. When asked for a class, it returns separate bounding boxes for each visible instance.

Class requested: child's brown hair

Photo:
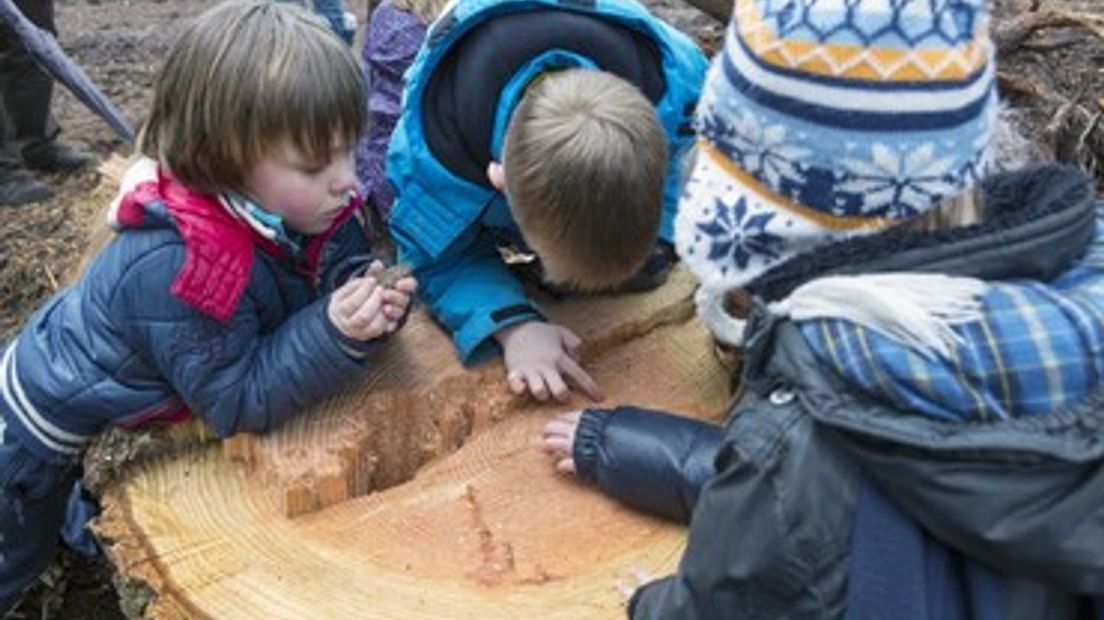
[502,69,667,291]
[140,0,366,194]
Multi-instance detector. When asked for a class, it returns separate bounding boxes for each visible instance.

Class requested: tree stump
[85,161,732,619]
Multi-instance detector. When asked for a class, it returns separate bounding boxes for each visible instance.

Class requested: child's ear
[487,161,506,191]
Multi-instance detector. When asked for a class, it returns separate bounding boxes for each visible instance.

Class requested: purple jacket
[355,1,426,223]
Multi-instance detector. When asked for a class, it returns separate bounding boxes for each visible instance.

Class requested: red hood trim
[116,168,363,322]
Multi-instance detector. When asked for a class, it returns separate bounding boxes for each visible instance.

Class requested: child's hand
[365,259,419,325]
[495,321,603,402]
[615,567,654,601]
[541,410,582,474]
[328,274,416,341]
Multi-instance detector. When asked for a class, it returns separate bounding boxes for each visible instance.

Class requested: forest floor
[1,0,1102,617]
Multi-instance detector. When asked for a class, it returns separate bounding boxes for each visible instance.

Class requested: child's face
[241,141,357,235]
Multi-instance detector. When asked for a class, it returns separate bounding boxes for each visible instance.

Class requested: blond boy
[386,0,706,400]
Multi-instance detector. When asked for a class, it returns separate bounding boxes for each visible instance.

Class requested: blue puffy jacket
[0,163,379,464]
[387,0,707,361]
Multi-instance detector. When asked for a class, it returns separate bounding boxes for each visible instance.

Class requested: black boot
[22,140,95,174]
[0,169,52,206]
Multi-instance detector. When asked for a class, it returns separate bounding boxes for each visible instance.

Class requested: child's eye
[299,163,328,175]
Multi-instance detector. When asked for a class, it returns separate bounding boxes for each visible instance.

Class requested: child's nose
[329,156,357,195]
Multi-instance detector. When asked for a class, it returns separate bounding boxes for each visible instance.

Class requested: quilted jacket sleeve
[113,244,372,438]
[573,406,722,524]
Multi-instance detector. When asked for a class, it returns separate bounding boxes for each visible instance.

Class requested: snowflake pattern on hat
[675,0,996,292]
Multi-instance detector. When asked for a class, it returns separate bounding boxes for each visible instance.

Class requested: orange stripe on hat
[735,0,989,82]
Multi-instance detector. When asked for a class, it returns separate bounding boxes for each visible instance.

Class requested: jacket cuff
[573,408,614,484]
[456,303,543,363]
[627,576,667,618]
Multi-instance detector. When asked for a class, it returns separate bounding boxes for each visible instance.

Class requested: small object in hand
[377,263,413,289]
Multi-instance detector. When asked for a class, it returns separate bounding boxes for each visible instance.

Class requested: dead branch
[995,10,1104,53]
[997,70,1042,99]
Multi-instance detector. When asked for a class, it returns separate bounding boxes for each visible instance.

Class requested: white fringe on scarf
[698,273,988,360]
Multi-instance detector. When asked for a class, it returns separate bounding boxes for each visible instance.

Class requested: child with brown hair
[385,0,707,402]
[0,1,415,610]
[544,0,1104,617]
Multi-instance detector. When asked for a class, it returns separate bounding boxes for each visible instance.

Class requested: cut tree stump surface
[88,158,732,618]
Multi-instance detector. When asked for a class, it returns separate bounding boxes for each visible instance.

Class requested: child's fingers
[555,457,576,475]
[380,289,411,312]
[615,579,636,601]
[390,276,417,294]
[560,328,583,360]
[543,368,571,402]
[331,279,354,304]
[349,288,384,329]
[365,260,385,277]
[540,433,571,456]
[558,356,603,402]
[524,370,550,401]
[506,369,527,396]
[337,277,378,317]
[541,417,576,439]
[364,312,392,338]
[614,568,654,601]
[379,297,407,320]
[540,422,573,449]
[332,274,368,304]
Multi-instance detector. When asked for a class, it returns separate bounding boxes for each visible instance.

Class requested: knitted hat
[676,0,997,303]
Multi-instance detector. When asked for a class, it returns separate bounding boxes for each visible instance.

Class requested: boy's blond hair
[140,0,366,194]
[502,69,667,291]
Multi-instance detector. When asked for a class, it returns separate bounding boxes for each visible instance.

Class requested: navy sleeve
[573,406,722,524]
[114,245,372,438]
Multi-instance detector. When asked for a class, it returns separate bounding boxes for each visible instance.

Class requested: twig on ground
[43,265,58,292]
[995,10,1104,53]
[997,70,1041,99]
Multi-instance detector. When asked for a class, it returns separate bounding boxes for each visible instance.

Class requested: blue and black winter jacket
[574,167,1104,620]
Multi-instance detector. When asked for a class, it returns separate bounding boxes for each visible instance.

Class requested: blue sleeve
[660,138,691,243]
[394,222,542,362]
[655,27,708,242]
[573,406,722,524]
[116,245,372,438]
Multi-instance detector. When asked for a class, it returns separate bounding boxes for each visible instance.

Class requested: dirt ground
[0,0,1102,617]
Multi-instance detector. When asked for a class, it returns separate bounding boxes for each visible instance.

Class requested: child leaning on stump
[0,1,415,610]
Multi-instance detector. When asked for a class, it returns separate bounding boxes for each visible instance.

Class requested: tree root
[995,10,1104,53]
